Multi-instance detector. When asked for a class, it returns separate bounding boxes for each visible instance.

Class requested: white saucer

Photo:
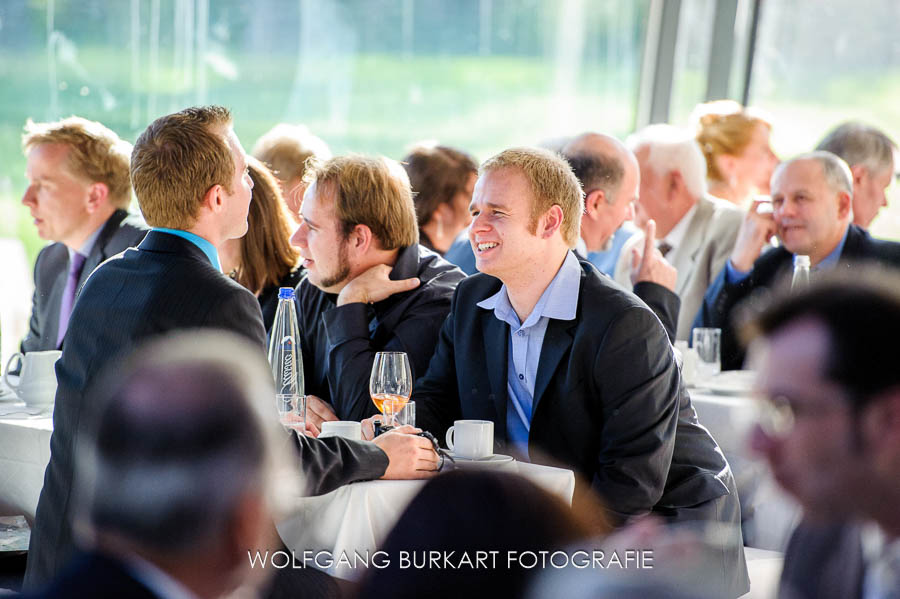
[700,370,756,396]
[449,453,515,468]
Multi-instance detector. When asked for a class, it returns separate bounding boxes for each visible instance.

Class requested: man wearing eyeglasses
[745,271,900,599]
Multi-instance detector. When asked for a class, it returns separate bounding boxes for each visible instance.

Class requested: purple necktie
[57,252,87,347]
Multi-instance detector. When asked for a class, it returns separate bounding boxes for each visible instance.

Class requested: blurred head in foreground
[743,269,900,531]
[67,331,300,598]
[357,469,605,599]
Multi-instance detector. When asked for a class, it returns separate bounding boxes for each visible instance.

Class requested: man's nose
[290,223,306,247]
[22,185,35,206]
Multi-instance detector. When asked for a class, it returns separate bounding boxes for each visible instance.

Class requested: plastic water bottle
[791,255,810,291]
[267,288,304,395]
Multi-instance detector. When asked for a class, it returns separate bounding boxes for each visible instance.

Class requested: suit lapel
[481,309,509,430]
[532,317,576,415]
[671,198,712,296]
[76,211,128,292]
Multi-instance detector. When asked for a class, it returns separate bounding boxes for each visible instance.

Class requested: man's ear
[86,182,110,213]
[584,189,605,219]
[202,183,224,215]
[668,170,685,201]
[850,164,867,186]
[836,190,852,220]
[540,204,564,239]
[348,223,374,255]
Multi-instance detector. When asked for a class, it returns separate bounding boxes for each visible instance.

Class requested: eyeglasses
[756,392,853,438]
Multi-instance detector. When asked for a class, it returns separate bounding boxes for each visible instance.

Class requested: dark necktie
[57,252,87,347]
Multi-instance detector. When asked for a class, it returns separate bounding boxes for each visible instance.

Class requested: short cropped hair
[253,123,331,186]
[22,116,133,209]
[774,151,853,197]
[480,147,583,248]
[303,155,419,249]
[234,157,300,294]
[74,332,300,554]
[564,152,625,206]
[403,144,478,227]
[742,269,900,405]
[815,122,896,175]
[131,106,234,229]
[692,100,772,183]
[627,124,708,199]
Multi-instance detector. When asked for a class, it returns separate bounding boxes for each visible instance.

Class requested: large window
[748,0,900,239]
[0,0,650,262]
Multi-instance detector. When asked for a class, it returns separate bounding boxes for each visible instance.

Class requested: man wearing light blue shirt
[414,147,748,597]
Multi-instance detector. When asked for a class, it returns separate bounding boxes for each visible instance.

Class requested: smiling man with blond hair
[411,146,749,597]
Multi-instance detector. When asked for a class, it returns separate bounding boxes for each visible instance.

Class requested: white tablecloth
[276,460,576,580]
[0,405,52,522]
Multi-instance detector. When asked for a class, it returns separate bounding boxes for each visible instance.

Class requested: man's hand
[630,219,678,290]
[361,414,380,441]
[336,264,420,307]
[304,394,339,437]
[374,425,440,479]
[729,198,777,272]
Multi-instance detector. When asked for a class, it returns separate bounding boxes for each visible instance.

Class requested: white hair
[627,124,708,198]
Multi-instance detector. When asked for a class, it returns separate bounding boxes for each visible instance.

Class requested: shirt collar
[68,220,106,263]
[798,226,849,271]
[152,228,222,271]
[477,250,581,328]
[123,553,201,599]
[662,203,698,252]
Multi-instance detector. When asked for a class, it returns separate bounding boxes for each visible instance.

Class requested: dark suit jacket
[779,520,865,599]
[21,209,148,352]
[695,224,900,369]
[25,551,160,599]
[297,244,466,421]
[415,260,732,522]
[24,231,388,589]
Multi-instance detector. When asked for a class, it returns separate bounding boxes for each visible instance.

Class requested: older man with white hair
[614,124,743,341]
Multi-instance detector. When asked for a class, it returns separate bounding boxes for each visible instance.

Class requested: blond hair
[234,157,300,293]
[130,106,234,229]
[480,147,583,248]
[22,116,133,209]
[252,124,331,186]
[303,155,418,250]
[693,100,771,183]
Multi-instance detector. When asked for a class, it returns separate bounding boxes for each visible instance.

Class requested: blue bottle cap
[278,287,296,300]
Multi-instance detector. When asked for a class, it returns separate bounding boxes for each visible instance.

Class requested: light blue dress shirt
[153,228,222,271]
[476,251,581,459]
[725,227,849,283]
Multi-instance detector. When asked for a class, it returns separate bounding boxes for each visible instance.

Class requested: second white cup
[445,419,493,459]
[319,421,363,442]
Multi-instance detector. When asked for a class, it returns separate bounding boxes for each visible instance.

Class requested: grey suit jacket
[20,209,148,353]
[615,195,743,341]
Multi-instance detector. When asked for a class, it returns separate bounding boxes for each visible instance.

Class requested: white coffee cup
[319,421,363,442]
[4,351,61,406]
[445,420,493,459]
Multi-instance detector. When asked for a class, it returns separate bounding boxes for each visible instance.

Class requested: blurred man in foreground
[28,332,297,598]
[744,271,900,599]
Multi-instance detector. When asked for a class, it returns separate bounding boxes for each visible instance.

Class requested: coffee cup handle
[445,426,455,451]
[4,353,24,390]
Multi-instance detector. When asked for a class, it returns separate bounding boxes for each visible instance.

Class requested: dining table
[0,381,53,522]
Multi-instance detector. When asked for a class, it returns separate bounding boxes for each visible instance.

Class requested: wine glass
[369,352,412,429]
